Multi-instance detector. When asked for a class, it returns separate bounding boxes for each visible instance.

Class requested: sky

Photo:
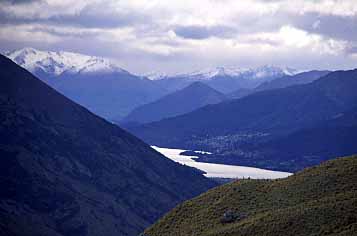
[0,0,357,74]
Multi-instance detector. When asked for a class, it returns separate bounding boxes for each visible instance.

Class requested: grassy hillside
[145,155,357,236]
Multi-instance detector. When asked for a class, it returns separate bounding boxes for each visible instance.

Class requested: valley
[2,1,357,234]
[2,47,357,236]
[129,69,357,172]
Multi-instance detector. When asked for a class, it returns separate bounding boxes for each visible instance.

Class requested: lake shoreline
[152,146,292,179]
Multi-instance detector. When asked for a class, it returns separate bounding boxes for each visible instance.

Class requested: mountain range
[5,47,129,77]
[144,155,357,236]
[152,65,298,94]
[144,66,297,81]
[228,70,331,99]
[0,54,215,236]
[6,47,354,173]
[122,82,226,125]
[255,70,331,91]
[129,69,357,172]
[6,48,304,121]
[5,48,169,120]
[123,69,330,126]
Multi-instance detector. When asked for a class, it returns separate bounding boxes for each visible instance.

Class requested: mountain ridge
[130,69,357,145]
[122,82,226,124]
[128,69,357,171]
[6,48,129,77]
[0,54,215,236]
[5,48,169,120]
[255,70,331,91]
[163,65,298,81]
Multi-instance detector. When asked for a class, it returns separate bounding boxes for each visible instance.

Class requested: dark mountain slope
[0,55,215,236]
[195,107,357,172]
[46,72,168,120]
[122,82,226,124]
[129,69,357,148]
[145,155,357,236]
[260,107,357,157]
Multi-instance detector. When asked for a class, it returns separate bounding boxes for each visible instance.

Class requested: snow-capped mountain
[150,65,299,93]
[140,71,169,80]
[172,65,298,81]
[5,48,129,77]
[4,48,168,120]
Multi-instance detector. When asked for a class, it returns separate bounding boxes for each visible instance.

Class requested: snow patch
[5,48,128,76]
[169,65,298,81]
[140,71,169,80]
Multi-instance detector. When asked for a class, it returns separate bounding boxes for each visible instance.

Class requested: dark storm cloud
[174,25,236,39]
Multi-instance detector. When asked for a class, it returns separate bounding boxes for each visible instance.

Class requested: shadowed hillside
[0,55,215,236]
[122,82,226,124]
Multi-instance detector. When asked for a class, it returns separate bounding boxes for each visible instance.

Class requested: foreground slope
[122,82,226,124]
[0,55,215,236]
[145,155,357,236]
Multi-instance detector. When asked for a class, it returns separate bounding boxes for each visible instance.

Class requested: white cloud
[250,25,348,55]
[1,0,356,73]
[0,24,60,43]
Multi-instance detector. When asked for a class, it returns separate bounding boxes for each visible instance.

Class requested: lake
[152,146,292,179]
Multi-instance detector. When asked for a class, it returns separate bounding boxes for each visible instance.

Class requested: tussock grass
[145,155,357,236]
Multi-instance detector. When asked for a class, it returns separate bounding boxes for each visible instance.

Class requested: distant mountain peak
[184,81,221,92]
[186,80,210,87]
[171,65,299,81]
[141,71,169,80]
[5,48,129,76]
[122,81,226,124]
[139,65,299,82]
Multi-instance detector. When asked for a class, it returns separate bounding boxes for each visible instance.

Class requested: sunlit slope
[145,155,357,236]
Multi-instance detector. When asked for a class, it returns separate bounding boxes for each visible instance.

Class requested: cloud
[1,0,40,5]
[0,1,152,29]
[174,25,235,40]
[295,14,357,43]
[0,0,357,73]
[46,2,153,29]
